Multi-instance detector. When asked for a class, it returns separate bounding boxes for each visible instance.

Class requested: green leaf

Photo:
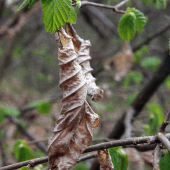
[17,0,40,11]
[0,107,20,122]
[14,140,34,162]
[132,9,147,31]
[29,100,52,114]
[134,45,149,63]
[123,71,143,88]
[109,147,129,170]
[41,0,76,33]
[140,57,161,71]
[118,12,136,41]
[73,162,88,170]
[147,104,164,125]
[33,164,45,170]
[68,7,77,23]
[159,150,170,170]
[126,92,138,104]
[165,76,170,88]
[0,108,6,123]
[143,124,151,136]
[153,0,167,9]
[18,166,30,170]
[148,113,158,135]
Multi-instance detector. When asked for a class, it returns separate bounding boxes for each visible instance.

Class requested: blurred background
[0,0,170,169]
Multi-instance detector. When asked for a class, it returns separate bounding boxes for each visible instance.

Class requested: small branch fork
[153,109,170,169]
[2,133,170,170]
[80,0,130,14]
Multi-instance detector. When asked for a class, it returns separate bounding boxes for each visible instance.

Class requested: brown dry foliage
[47,28,100,170]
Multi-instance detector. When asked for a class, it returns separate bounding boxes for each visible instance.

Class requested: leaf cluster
[118,8,147,41]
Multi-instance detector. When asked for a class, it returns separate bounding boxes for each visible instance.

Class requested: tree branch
[81,0,129,13]
[153,144,160,170]
[159,109,170,132]
[108,51,170,139]
[2,133,170,170]
[157,133,170,154]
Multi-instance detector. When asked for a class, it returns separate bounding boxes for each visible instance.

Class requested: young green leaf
[0,108,6,123]
[73,162,88,170]
[109,147,129,170]
[140,57,161,71]
[118,12,136,41]
[14,140,34,162]
[17,0,40,11]
[147,104,164,125]
[18,166,30,170]
[132,9,147,31]
[41,0,76,33]
[0,106,20,122]
[159,150,170,170]
[68,7,77,24]
[29,100,52,114]
[153,0,167,9]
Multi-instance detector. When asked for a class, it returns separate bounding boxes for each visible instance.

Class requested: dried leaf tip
[98,149,114,170]
[66,23,104,102]
[48,28,99,170]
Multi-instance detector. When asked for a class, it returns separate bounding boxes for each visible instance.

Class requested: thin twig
[153,144,160,170]
[159,109,170,132]
[8,116,47,153]
[81,0,130,13]
[157,133,170,154]
[2,133,170,170]
[121,107,134,138]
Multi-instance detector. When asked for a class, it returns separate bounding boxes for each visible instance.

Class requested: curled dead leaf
[98,149,114,170]
[47,27,100,170]
[66,23,104,102]
[113,41,133,81]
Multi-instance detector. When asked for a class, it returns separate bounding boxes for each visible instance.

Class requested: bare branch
[2,133,170,170]
[157,133,170,154]
[153,144,160,170]
[8,116,47,153]
[81,0,129,13]
[121,107,134,138]
[159,109,170,132]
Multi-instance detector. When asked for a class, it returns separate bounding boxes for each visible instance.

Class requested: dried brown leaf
[98,149,114,170]
[66,23,104,102]
[113,41,133,81]
[47,28,100,170]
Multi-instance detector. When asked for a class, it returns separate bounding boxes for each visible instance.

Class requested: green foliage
[126,92,138,104]
[142,0,167,8]
[143,103,164,135]
[18,167,30,170]
[118,12,136,41]
[41,0,76,33]
[29,100,52,114]
[159,150,170,170]
[123,71,143,88]
[134,45,149,63]
[153,0,167,9]
[18,0,76,33]
[72,162,88,170]
[109,147,129,170]
[132,9,147,32]
[165,76,170,88]
[17,0,40,11]
[148,104,164,124]
[33,164,46,170]
[118,8,147,41]
[0,106,20,123]
[143,124,150,136]
[140,57,161,71]
[14,140,34,162]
